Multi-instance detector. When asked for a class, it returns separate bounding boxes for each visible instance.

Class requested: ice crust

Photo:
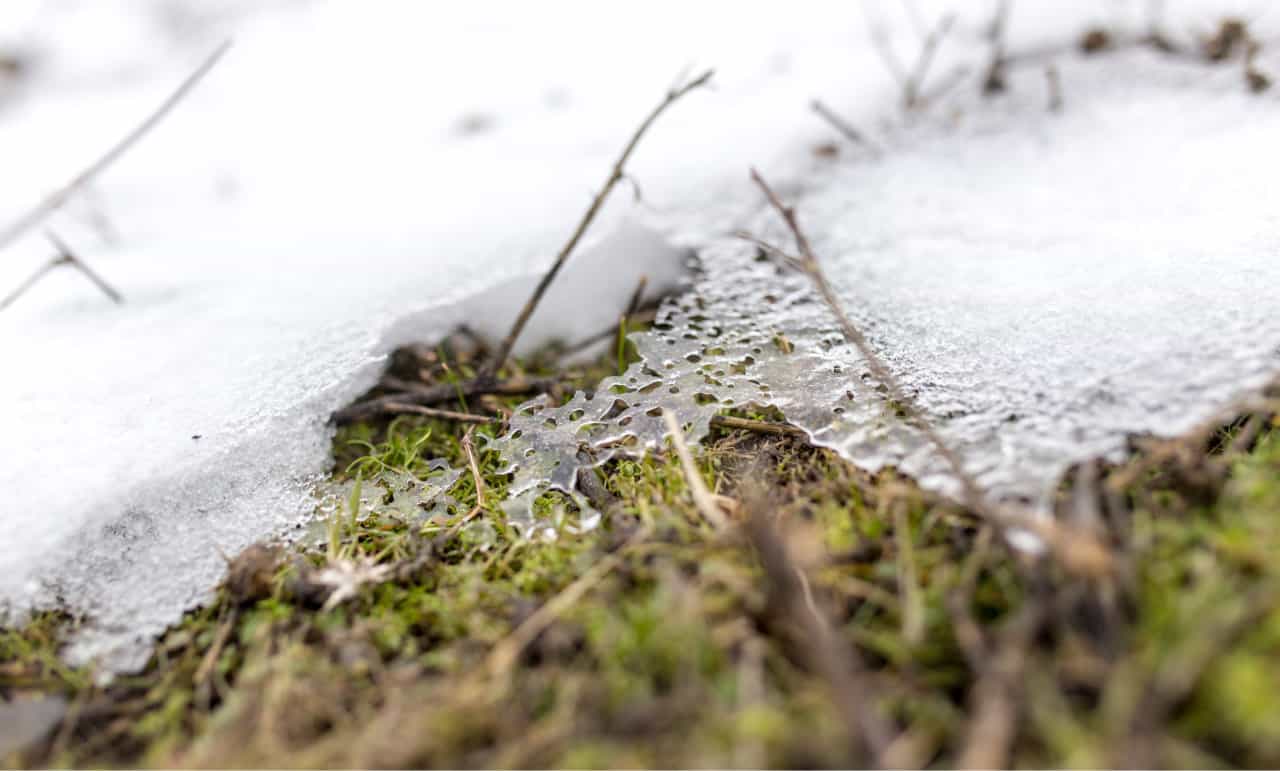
[3,0,1279,671]
[492,33,1280,521]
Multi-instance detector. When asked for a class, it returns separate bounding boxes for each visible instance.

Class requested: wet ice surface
[492,49,1280,523]
[3,0,1280,672]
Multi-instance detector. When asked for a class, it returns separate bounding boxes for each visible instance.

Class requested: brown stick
[0,41,231,253]
[745,168,1111,578]
[479,70,713,379]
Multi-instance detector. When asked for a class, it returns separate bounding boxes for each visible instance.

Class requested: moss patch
[3,334,1280,768]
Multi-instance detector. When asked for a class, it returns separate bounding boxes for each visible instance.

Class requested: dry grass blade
[0,41,231,253]
[662,409,731,530]
[480,69,713,379]
[745,168,1111,577]
[447,428,488,537]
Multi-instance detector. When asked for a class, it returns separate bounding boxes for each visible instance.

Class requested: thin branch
[0,231,124,311]
[377,401,494,425]
[809,100,881,155]
[746,168,1111,578]
[0,41,232,253]
[0,258,61,312]
[480,69,714,379]
[45,231,123,304]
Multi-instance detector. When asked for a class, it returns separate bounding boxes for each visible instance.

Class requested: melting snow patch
[492,47,1280,525]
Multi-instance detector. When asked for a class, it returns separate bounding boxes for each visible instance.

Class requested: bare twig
[810,100,881,155]
[480,69,713,379]
[745,168,1111,577]
[663,409,732,530]
[377,401,495,425]
[866,8,954,111]
[0,231,124,311]
[0,41,231,253]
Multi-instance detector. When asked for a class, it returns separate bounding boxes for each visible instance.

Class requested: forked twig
[744,168,1111,577]
[479,69,714,379]
[0,231,124,311]
[866,9,955,110]
[0,41,232,253]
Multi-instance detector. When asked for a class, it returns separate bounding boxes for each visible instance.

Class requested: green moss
[4,338,1280,767]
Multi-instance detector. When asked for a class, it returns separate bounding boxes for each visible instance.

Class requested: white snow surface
[1,0,1278,671]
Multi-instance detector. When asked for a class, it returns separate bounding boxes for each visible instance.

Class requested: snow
[2,0,1278,671]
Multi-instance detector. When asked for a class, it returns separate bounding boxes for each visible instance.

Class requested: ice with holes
[491,48,1280,525]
